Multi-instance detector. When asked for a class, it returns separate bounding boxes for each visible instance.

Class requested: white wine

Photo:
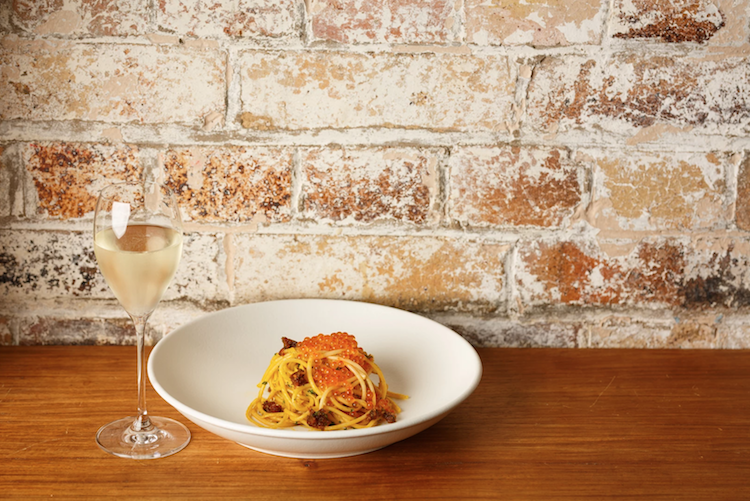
[95,224,182,317]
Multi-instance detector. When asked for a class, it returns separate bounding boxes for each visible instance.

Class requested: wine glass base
[96,416,191,459]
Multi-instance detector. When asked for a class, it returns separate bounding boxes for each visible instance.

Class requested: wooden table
[1,346,748,500]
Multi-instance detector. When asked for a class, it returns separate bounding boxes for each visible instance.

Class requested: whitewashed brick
[5,0,149,37]
[0,230,107,300]
[162,146,293,224]
[581,313,745,349]
[311,0,458,44]
[0,146,10,218]
[584,149,731,233]
[0,39,226,125]
[239,50,514,131]
[300,147,440,225]
[164,232,230,304]
[231,234,508,313]
[0,230,227,305]
[22,142,142,220]
[465,0,605,46]
[448,146,581,228]
[527,53,750,137]
[430,314,580,348]
[611,0,742,45]
[517,236,750,310]
[157,0,298,39]
[17,316,139,345]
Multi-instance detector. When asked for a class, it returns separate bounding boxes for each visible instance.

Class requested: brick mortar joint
[4,132,748,155]
[5,219,750,240]
[5,32,742,56]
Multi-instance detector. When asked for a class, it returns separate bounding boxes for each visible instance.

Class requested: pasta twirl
[247,332,407,430]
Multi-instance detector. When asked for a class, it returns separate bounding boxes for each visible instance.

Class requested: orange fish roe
[296,332,371,391]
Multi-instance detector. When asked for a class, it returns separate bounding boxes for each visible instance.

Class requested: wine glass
[93,181,191,459]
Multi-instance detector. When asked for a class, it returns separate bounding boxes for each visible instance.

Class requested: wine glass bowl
[93,181,190,459]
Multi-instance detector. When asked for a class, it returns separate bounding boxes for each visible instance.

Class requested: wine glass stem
[131,313,152,432]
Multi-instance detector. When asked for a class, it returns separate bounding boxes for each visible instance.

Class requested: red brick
[587,150,729,233]
[239,50,514,131]
[527,53,750,135]
[449,146,581,228]
[311,0,456,44]
[23,142,142,220]
[612,0,727,43]
[163,147,293,224]
[300,147,438,224]
[157,0,298,39]
[232,234,508,313]
[465,0,605,46]
[9,0,148,36]
[0,40,226,124]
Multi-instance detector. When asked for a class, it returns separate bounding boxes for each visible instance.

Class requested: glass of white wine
[93,181,191,459]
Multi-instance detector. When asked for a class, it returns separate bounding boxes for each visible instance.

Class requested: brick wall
[1,0,750,348]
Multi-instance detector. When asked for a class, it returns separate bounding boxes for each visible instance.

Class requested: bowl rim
[148,299,483,441]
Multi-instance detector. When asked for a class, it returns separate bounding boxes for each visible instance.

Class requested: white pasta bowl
[148,299,482,459]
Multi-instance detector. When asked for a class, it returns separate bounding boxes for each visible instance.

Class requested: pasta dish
[247,332,407,430]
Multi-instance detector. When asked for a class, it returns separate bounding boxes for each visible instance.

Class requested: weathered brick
[716,317,750,348]
[585,150,730,232]
[0,39,226,124]
[149,301,221,339]
[0,230,227,304]
[0,316,11,345]
[300,147,438,225]
[449,146,581,228]
[0,230,107,300]
[7,0,148,36]
[0,4,11,34]
[23,142,142,220]
[163,147,293,224]
[157,0,298,39]
[517,237,750,310]
[432,314,580,347]
[735,154,750,230]
[0,146,9,217]
[583,312,748,349]
[526,53,750,136]
[465,0,605,46]
[705,0,750,45]
[680,238,750,309]
[239,51,514,131]
[17,316,142,345]
[311,0,457,44]
[232,234,508,313]
[612,0,727,43]
[162,232,230,305]
[585,316,690,348]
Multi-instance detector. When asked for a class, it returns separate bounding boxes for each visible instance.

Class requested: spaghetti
[246,332,407,430]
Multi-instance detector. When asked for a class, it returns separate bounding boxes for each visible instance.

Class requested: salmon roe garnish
[296,332,371,391]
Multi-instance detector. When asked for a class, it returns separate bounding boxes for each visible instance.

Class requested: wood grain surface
[1,346,748,500]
